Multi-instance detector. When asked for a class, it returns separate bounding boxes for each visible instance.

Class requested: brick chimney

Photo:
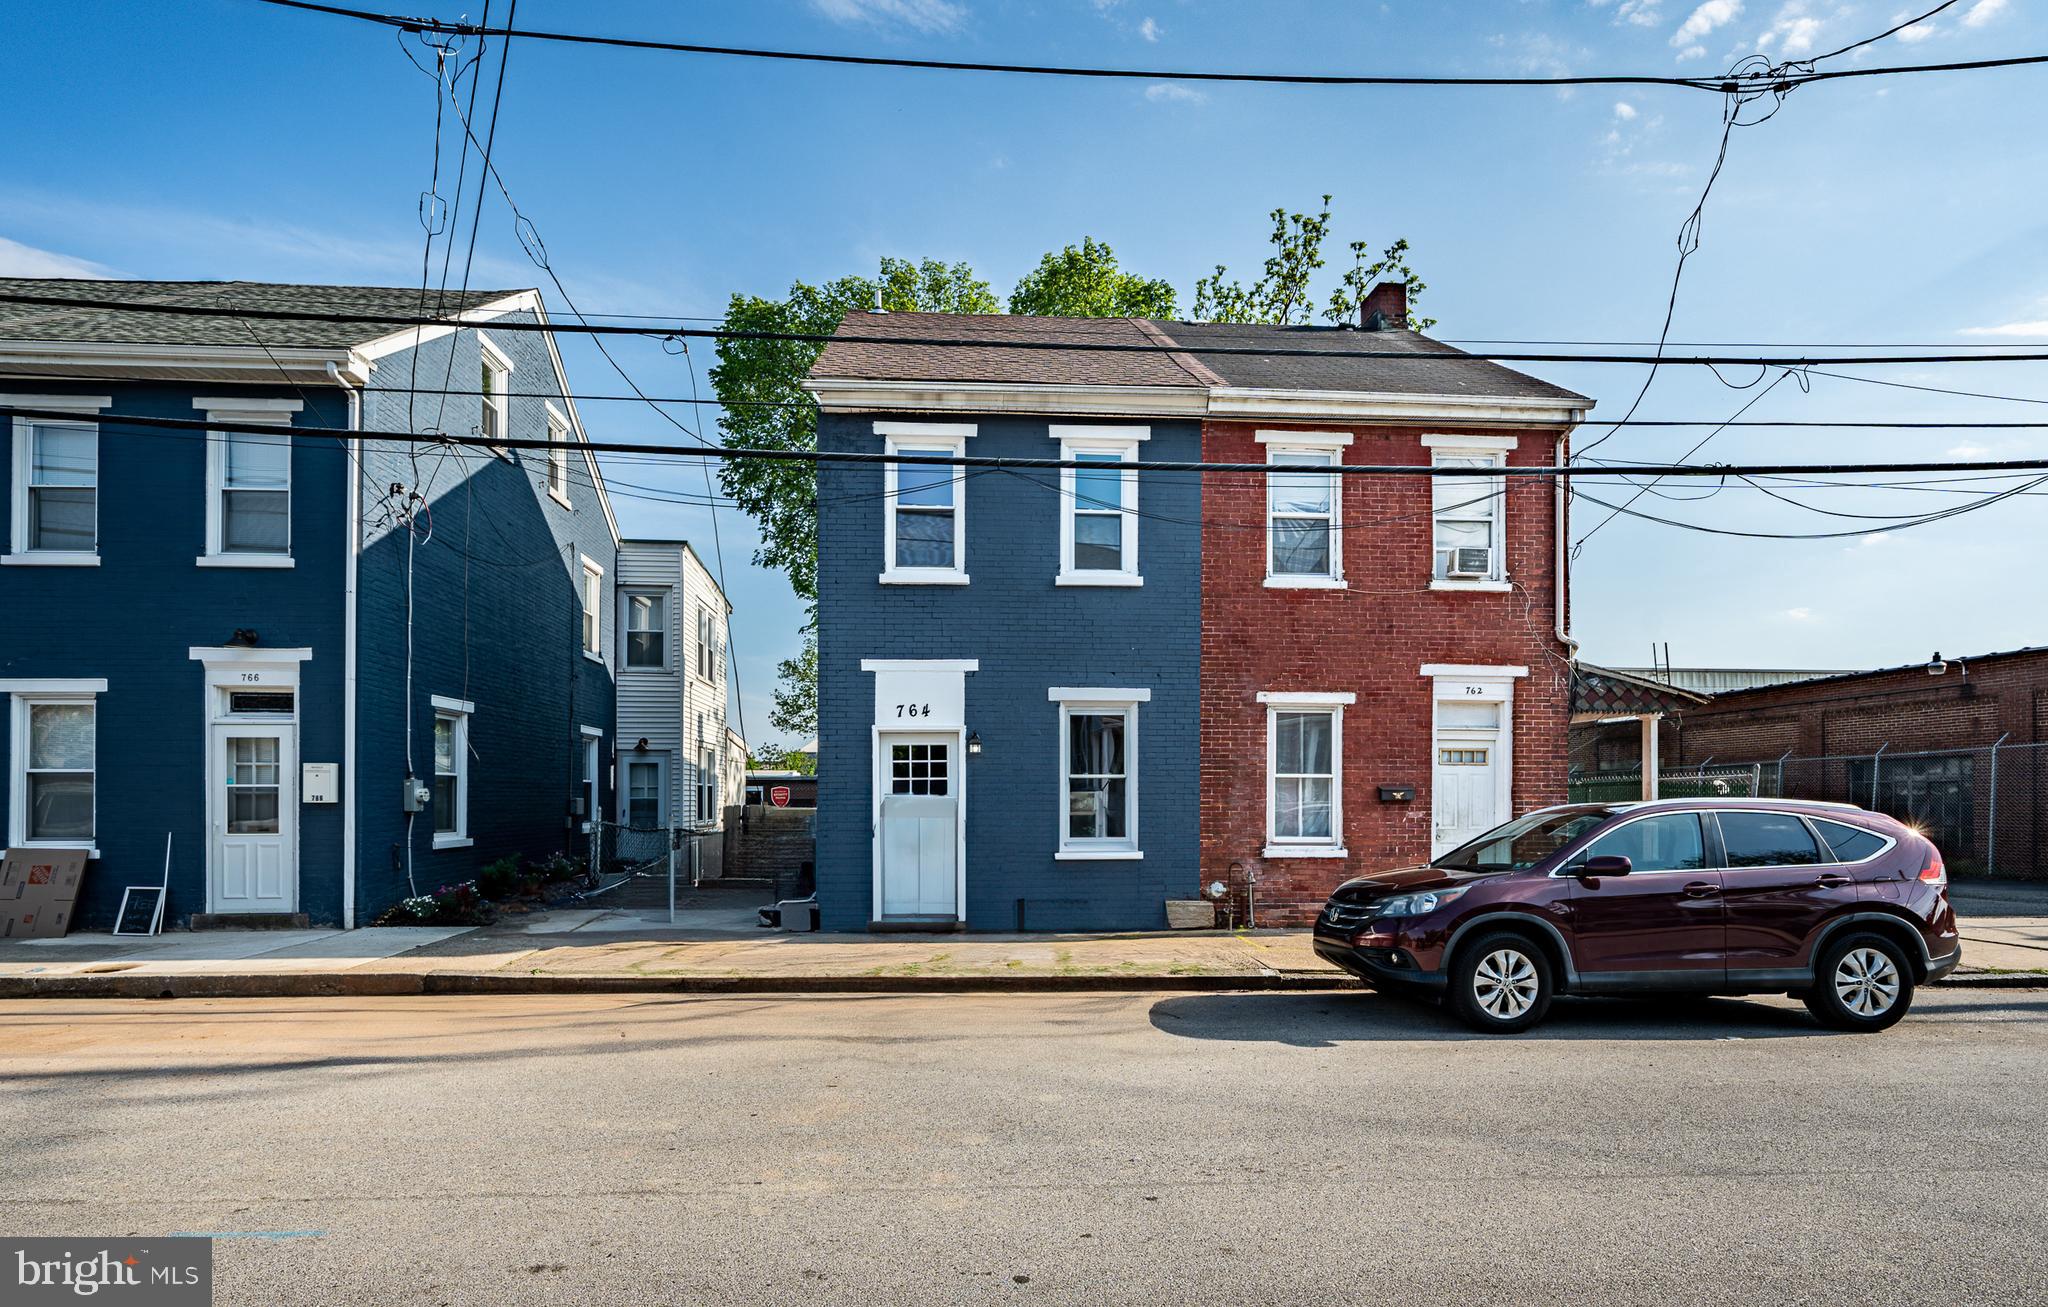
[1359,280,1407,330]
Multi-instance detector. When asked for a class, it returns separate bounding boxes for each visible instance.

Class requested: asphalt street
[4,989,2046,1307]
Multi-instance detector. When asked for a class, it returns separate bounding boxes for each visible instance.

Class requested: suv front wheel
[1447,931,1554,1033]
[1804,932,1915,1032]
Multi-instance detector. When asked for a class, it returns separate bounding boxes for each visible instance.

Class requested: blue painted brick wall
[0,381,351,928]
[355,317,617,919]
[815,411,1202,931]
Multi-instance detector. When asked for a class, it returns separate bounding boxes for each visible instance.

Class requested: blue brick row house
[0,279,621,929]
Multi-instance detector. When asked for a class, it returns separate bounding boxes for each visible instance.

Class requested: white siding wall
[615,540,731,829]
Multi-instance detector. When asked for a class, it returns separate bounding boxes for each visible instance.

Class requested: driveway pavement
[4,990,2045,1306]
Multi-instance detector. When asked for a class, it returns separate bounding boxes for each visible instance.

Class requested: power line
[249,0,2048,91]
[12,290,2048,367]
[16,403,2048,479]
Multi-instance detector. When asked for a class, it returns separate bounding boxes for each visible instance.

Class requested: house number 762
[895,703,931,718]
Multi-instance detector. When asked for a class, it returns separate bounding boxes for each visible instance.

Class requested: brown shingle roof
[0,279,524,350]
[808,309,1590,405]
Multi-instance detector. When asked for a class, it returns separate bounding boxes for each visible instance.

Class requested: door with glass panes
[878,734,958,919]
[209,721,297,913]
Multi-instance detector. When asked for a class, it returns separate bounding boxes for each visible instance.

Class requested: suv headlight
[1375,886,1470,918]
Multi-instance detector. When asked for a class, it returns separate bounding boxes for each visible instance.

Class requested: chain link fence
[1570,739,2048,877]
[583,819,721,920]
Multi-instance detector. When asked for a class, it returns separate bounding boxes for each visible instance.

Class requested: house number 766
[895,703,931,718]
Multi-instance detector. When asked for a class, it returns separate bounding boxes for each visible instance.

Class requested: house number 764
[895,703,931,718]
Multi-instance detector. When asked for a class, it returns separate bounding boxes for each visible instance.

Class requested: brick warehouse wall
[1199,420,1574,925]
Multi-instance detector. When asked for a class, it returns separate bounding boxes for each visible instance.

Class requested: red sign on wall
[769,786,791,808]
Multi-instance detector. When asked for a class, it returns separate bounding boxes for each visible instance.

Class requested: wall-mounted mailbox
[1377,785,1417,803]
[302,763,339,804]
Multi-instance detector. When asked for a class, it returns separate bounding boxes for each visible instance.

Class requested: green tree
[1008,237,1178,318]
[769,629,818,743]
[1191,196,1434,330]
[709,257,998,603]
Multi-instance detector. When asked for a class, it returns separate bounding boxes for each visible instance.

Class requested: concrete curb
[0,969,2040,1000]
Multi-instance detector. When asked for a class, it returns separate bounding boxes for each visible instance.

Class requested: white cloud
[1613,100,1639,119]
[1590,0,1664,25]
[1144,82,1206,104]
[1948,443,1992,458]
[1784,606,1814,620]
[1846,532,1893,550]
[1959,319,2048,337]
[1895,18,1938,41]
[1671,0,1742,48]
[0,235,114,279]
[810,0,965,34]
[1676,43,1708,59]
[1964,0,2009,27]
[1757,2,1824,55]
[1138,15,1161,40]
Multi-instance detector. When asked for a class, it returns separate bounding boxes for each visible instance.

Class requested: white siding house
[614,539,732,836]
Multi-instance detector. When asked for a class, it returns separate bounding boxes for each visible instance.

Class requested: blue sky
[4,0,2045,739]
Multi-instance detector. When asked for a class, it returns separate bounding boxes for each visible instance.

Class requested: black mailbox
[1378,785,1417,802]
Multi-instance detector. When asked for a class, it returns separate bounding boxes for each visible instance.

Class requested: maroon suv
[1312,799,1960,1033]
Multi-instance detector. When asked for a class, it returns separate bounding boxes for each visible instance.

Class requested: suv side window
[1810,818,1889,863]
[1717,812,1823,867]
[1579,813,1706,873]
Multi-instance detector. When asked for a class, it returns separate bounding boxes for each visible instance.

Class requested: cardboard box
[1,899,72,938]
[0,849,90,906]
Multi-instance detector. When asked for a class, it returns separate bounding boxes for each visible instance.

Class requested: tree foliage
[1192,196,1435,330]
[708,258,997,603]
[768,628,818,742]
[1008,237,1178,319]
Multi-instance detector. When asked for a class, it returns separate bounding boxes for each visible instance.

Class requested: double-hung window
[7,683,103,848]
[1260,691,1353,857]
[1423,435,1515,587]
[624,591,667,669]
[626,756,666,829]
[696,604,716,680]
[545,402,572,506]
[1260,432,1351,587]
[698,746,719,822]
[479,335,512,450]
[1050,688,1148,859]
[7,396,109,564]
[197,399,301,564]
[431,697,472,847]
[1052,426,1145,585]
[878,422,974,584]
[580,557,604,659]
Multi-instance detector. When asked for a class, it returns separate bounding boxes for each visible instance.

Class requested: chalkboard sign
[113,885,166,937]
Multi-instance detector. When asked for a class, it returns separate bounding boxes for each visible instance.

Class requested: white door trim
[191,648,310,914]
[1426,668,1516,857]
[871,726,967,923]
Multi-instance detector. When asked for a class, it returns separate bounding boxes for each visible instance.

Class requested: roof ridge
[1132,318,1227,388]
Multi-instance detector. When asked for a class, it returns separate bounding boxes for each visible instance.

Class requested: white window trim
[196,398,301,567]
[430,695,473,849]
[878,422,975,585]
[478,331,514,457]
[1050,689,1144,860]
[1428,443,1510,588]
[621,587,670,672]
[624,752,669,829]
[6,684,101,855]
[1051,425,1146,586]
[1263,693,1348,858]
[1262,438,1347,587]
[6,394,110,565]
[695,602,718,683]
[580,555,605,663]
[544,400,573,508]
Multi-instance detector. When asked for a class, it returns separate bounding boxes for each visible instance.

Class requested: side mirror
[1582,854,1633,877]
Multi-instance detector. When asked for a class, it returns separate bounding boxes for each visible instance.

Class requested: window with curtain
[627,759,663,828]
[432,710,466,839]
[1432,451,1504,580]
[1271,709,1336,843]
[20,699,95,841]
[1062,707,1134,852]
[25,420,97,553]
[581,562,603,655]
[1267,449,1338,578]
[625,591,666,668]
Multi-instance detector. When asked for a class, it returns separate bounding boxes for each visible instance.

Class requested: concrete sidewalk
[1,902,2043,997]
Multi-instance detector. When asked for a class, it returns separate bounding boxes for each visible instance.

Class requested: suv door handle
[1817,873,1853,888]
[1682,881,1720,898]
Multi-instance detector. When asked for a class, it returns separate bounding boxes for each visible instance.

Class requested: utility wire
[248,0,2048,90]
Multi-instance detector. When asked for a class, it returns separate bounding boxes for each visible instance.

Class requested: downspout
[330,358,364,929]
[1554,422,1580,662]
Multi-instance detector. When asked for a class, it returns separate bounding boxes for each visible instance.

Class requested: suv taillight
[1917,843,1947,885]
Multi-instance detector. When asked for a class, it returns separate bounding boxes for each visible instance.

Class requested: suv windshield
[1434,809,1613,873]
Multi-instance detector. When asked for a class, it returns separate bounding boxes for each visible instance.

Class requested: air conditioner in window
[1447,546,1494,579]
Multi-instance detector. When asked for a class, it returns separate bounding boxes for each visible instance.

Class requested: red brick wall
[1198,420,1574,925]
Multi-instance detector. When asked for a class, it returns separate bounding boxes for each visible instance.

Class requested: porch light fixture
[966,732,983,756]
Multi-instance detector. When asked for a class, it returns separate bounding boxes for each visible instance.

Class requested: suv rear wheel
[1804,932,1915,1032]
[1447,931,1554,1033]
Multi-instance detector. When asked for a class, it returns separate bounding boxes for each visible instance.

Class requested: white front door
[879,735,958,919]
[1432,697,1505,856]
[210,723,297,913]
